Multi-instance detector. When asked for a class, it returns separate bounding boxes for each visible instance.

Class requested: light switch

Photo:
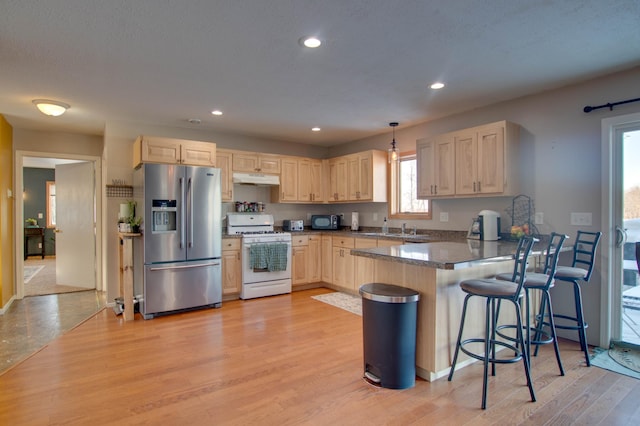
[440,212,449,222]
[38,213,43,219]
[570,212,592,226]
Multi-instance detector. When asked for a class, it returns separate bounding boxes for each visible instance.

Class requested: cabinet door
[329,158,348,201]
[332,247,347,289]
[181,140,216,166]
[222,239,241,295]
[417,138,436,198]
[309,160,323,202]
[307,235,322,282]
[347,155,360,200]
[321,235,333,283]
[477,126,504,194]
[233,153,260,172]
[357,153,373,200]
[292,246,309,286]
[141,138,181,164]
[435,136,455,196]
[455,132,478,195]
[298,159,311,201]
[216,150,233,201]
[258,155,281,174]
[280,158,299,201]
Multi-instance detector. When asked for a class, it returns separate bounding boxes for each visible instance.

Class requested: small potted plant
[25,218,38,227]
[129,216,142,233]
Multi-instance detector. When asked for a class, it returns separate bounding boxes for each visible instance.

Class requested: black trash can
[359,283,420,389]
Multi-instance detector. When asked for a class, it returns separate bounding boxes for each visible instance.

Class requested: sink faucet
[412,225,417,236]
[401,223,406,235]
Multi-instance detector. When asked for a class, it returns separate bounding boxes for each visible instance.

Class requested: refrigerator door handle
[188,177,193,248]
[149,262,221,272]
[179,177,185,249]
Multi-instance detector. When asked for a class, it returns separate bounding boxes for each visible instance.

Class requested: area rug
[590,345,640,379]
[311,292,362,316]
[608,342,640,373]
[23,265,45,283]
[24,259,90,297]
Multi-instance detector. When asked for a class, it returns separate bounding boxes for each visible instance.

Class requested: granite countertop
[350,240,524,270]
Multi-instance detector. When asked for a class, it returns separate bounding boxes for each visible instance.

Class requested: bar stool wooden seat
[495,232,568,376]
[552,230,602,367]
[448,236,537,409]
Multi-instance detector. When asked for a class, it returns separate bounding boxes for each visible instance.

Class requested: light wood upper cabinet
[233,152,281,174]
[328,157,348,202]
[417,120,519,199]
[309,160,323,202]
[133,136,216,168]
[272,157,324,203]
[216,149,233,202]
[417,135,455,198]
[279,157,299,201]
[328,150,386,203]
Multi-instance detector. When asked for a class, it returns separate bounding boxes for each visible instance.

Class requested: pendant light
[388,122,399,163]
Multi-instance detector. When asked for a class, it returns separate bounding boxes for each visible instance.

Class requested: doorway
[602,112,640,348]
[15,151,103,300]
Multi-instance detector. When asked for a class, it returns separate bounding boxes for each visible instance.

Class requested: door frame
[14,150,103,299]
[601,111,640,347]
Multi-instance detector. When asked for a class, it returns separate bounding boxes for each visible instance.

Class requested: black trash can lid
[359,283,419,303]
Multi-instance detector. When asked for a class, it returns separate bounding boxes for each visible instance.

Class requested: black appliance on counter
[311,214,340,230]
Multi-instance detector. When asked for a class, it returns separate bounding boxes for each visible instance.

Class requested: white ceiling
[1,1,639,147]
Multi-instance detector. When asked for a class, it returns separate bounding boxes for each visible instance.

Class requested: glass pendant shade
[388,122,399,163]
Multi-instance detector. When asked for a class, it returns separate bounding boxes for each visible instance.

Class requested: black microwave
[311,215,341,230]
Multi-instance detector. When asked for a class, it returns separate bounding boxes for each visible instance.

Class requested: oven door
[242,241,291,284]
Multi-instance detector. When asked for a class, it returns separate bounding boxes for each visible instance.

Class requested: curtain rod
[583,97,640,113]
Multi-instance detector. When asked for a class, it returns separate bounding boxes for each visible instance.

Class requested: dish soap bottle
[382,217,389,234]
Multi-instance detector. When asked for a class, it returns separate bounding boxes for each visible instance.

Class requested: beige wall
[0,115,15,310]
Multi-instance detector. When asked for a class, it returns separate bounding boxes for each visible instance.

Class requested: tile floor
[0,291,107,375]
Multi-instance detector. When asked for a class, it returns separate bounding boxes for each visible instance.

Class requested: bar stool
[495,232,568,375]
[448,236,537,409]
[552,230,602,366]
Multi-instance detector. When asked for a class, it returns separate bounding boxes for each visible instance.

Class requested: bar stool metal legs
[448,236,537,409]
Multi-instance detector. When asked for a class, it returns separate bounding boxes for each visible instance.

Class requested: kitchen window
[389,151,431,220]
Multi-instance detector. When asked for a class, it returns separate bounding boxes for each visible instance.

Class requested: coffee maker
[467,210,501,241]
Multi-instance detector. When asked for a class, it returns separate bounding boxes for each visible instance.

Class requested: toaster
[283,220,304,231]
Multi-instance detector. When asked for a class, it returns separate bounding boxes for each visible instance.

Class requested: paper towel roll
[351,212,359,231]
[119,203,130,220]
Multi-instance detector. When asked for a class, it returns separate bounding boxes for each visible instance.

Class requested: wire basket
[504,194,540,240]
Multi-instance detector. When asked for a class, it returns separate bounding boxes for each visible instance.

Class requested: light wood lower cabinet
[291,234,322,286]
[332,236,355,291]
[307,235,322,282]
[353,238,377,290]
[321,235,333,284]
[222,238,242,296]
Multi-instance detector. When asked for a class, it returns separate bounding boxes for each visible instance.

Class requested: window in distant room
[46,181,56,228]
[389,152,431,219]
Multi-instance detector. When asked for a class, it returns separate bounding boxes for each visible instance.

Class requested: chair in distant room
[553,230,602,366]
[495,232,568,376]
[448,236,537,409]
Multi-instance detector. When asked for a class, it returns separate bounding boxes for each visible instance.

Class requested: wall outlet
[339,213,345,222]
[440,212,449,222]
[570,212,592,226]
[534,212,544,225]
[373,213,378,222]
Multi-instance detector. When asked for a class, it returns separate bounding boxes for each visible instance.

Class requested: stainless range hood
[232,172,280,186]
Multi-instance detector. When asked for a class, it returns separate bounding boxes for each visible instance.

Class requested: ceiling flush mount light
[311,127,321,132]
[299,36,321,48]
[430,82,445,90]
[388,122,399,164]
[32,99,70,116]
[188,118,201,124]
[211,110,223,116]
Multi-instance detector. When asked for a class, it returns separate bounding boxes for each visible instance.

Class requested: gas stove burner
[240,231,283,235]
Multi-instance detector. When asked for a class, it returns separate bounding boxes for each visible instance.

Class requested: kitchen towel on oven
[250,243,288,271]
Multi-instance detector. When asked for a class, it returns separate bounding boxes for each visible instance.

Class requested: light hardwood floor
[1,288,638,425]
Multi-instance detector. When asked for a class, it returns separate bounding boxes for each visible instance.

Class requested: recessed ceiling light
[311,127,321,132]
[430,82,445,90]
[211,110,223,116]
[300,36,321,48]
[188,118,201,124]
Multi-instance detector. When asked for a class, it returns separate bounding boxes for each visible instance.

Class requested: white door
[55,162,96,289]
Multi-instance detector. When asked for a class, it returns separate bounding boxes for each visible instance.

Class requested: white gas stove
[226,213,292,299]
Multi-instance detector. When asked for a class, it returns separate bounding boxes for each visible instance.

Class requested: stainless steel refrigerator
[133,163,222,319]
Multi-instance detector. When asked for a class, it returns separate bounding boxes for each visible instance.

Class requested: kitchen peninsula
[351,239,523,382]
